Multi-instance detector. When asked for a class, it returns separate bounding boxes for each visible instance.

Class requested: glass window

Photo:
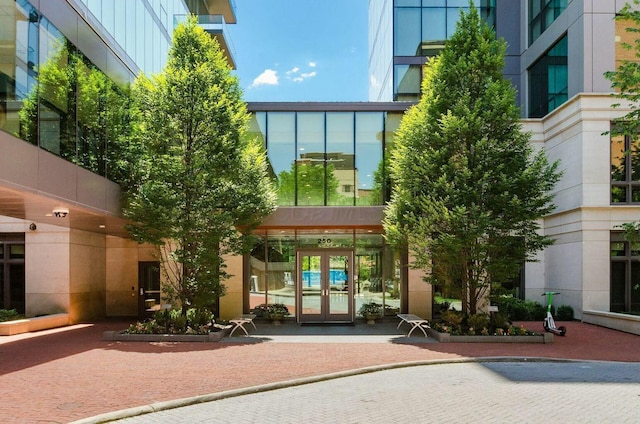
[268,113,296,206]
[611,130,640,205]
[422,8,446,41]
[326,112,355,206]
[296,113,325,206]
[529,0,568,45]
[610,233,640,314]
[355,113,383,205]
[394,64,421,101]
[528,35,568,118]
[394,7,421,56]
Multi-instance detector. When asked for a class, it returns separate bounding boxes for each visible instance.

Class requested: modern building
[0,0,638,335]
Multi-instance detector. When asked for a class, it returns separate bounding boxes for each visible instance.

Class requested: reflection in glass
[297,113,325,206]
[326,112,355,205]
[328,254,349,314]
[268,113,296,205]
[266,234,295,315]
[355,113,383,205]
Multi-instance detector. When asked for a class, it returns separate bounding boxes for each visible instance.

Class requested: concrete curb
[68,356,614,424]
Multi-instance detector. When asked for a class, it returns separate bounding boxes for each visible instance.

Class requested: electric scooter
[542,291,566,336]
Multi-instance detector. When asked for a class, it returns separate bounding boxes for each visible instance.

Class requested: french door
[297,249,353,323]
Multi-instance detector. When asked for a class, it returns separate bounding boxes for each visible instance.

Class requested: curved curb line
[69,356,624,424]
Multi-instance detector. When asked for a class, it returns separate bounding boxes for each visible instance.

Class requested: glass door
[298,250,353,323]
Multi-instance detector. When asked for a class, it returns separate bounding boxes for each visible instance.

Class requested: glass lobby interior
[248,230,404,323]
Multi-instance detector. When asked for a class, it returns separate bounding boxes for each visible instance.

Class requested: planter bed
[0,313,69,336]
[427,328,553,343]
[103,326,231,342]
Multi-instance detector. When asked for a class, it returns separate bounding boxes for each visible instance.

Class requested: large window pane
[297,113,325,206]
[610,262,626,313]
[394,64,421,101]
[528,36,567,118]
[422,8,446,41]
[268,113,296,205]
[355,113,383,205]
[326,112,355,206]
[394,8,421,56]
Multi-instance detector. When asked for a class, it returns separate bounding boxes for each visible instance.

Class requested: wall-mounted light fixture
[52,206,69,218]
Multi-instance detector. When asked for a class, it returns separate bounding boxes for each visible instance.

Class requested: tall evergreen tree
[125,17,277,316]
[384,6,561,314]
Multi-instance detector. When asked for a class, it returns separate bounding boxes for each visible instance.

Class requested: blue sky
[229,0,369,102]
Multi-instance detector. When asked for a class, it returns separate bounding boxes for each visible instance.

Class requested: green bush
[490,311,511,330]
[0,309,22,322]
[467,313,490,334]
[556,305,574,321]
[441,310,464,327]
[494,296,547,321]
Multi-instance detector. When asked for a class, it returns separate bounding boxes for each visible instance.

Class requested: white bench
[397,313,431,337]
[229,314,257,336]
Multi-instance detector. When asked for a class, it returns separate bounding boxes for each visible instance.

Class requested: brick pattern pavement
[113,362,640,424]
[0,320,638,423]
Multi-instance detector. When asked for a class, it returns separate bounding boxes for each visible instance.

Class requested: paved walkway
[0,319,638,423]
[110,361,640,424]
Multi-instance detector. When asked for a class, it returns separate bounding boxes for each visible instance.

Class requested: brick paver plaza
[0,320,638,423]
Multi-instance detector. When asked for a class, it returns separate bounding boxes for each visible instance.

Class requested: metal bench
[397,313,431,337]
[229,314,257,336]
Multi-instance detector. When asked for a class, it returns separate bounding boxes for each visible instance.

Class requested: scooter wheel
[558,326,567,336]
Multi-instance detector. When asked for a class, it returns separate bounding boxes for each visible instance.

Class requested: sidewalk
[0,319,638,423]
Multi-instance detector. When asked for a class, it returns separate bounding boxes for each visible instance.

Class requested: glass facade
[529,0,567,45]
[249,230,402,320]
[392,0,496,101]
[248,111,403,206]
[0,0,185,184]
[528,35,567,118]
[77,0,186,75]
[610,233,640,315]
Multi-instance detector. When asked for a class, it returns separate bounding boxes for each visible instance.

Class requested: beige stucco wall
[220,253,244,320]
[407,262,432,320]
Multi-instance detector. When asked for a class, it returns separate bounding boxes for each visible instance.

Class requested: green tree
[384,6,561,314]
[125,16,277,316]
[605,1,640,238]
[606,0,640,137]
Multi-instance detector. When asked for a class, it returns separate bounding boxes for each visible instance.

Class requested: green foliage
[276,162,342,205]
[441,310,464,328]
[605,0,640,137]
[358,301,383,317]
[124,16,277,315]
[0,309,22,322]
[494,296,546,321]
[384,6,561,315]
[556,305,574,321]
[125,307,216,335]
[467,313,490,334]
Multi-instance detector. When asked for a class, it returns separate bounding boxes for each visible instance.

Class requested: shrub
[494,296,548,321]
[467,313,490,335]
[556,305,574,321]
[490,311,511,331]
[441,310,464,327]
[0,309,22,322]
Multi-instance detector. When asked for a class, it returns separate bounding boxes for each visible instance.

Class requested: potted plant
[358,301,382,324]
[265,303,290,325]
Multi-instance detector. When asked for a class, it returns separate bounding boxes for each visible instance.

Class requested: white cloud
[251,69,279,87]
[308,61,317,67]
[301,71,317,78]
[286,67,300,75]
